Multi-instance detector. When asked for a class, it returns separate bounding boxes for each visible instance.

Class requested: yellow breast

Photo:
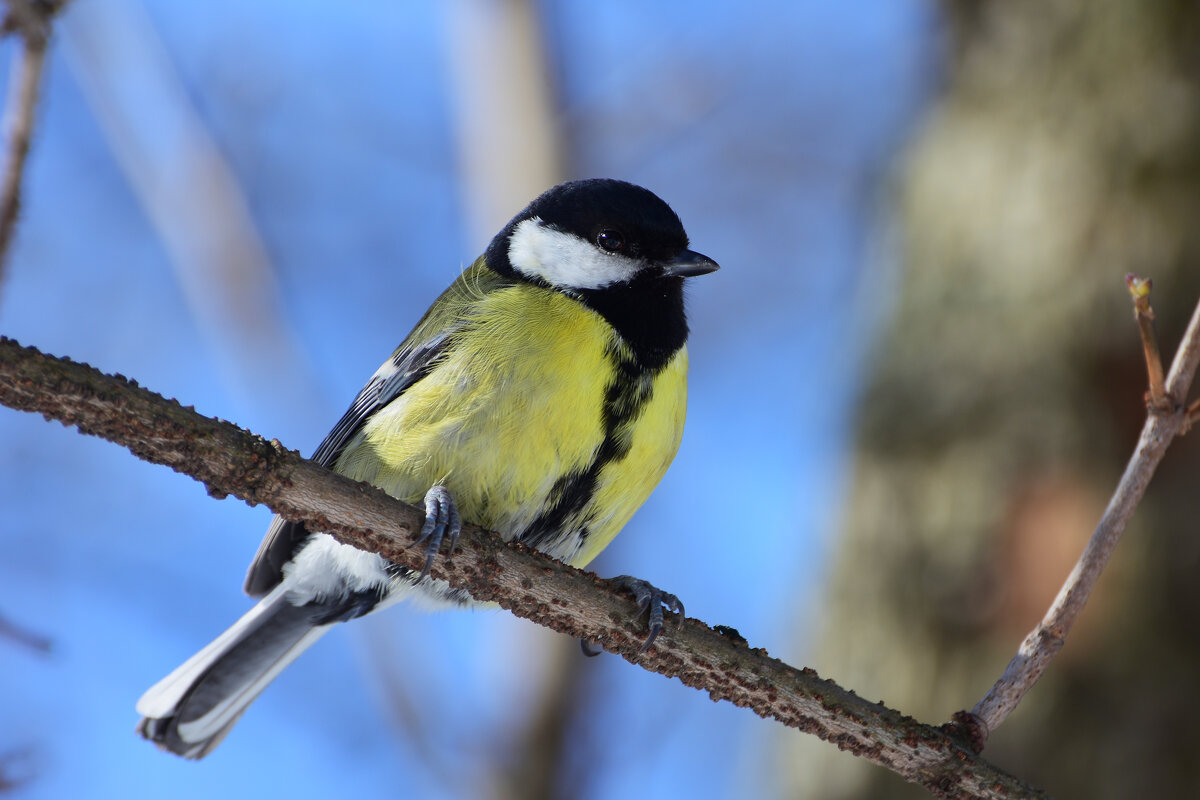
[334,283,687,568]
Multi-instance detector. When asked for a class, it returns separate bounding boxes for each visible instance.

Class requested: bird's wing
[243,259,510,596]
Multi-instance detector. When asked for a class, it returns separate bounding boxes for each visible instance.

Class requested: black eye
[596,229,625,253]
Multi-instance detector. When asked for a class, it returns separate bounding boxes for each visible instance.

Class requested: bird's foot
[415,485,461,580]
[610,575,685,652]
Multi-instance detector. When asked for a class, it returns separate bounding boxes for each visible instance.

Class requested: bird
[134,178,718,759]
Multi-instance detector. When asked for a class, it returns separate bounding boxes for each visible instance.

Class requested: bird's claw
[610,575,685,652]
[415,485,461,580]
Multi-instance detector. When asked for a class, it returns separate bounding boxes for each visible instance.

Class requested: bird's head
[486,179,719,293]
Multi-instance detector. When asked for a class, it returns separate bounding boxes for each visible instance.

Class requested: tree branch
[965,288,1200,743]
[1126,274,1169,410]
[0,335,1045,799]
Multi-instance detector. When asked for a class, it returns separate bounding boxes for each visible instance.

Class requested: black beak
[662,249,720,278]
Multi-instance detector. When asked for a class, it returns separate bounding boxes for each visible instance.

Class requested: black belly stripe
[517,344,658,551]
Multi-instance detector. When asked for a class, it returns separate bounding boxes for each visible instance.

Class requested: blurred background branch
[59,0,322,424]
[0,0,67,292]
[401,4,585,797]
[0,746,38,794]
[445,0,565,243]
[0,609,51,655]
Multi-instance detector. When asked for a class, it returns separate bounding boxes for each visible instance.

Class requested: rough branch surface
[0,336,1045,799]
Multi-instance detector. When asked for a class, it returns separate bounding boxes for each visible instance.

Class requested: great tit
[135,178,718,759]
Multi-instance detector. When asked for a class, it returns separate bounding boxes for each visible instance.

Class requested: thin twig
[0,335,1046,799]
[1183,397,1200,434]
[966,289,1200,744]
[0,0,52,288]
[1126,274,1170,410]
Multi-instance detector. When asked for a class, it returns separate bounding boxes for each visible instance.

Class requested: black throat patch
[576,275,688,371]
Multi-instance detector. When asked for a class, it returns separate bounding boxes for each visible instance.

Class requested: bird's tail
[135,585,330,759]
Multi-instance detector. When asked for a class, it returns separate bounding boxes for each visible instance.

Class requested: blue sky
[0,2,937,798]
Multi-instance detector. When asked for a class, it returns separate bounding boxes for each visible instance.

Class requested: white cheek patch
[507,217,643,290]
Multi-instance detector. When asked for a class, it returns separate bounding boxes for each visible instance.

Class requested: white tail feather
[175,625,327,742]
[136,584,289,718]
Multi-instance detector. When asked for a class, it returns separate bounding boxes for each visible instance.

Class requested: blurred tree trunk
[779,1,1200,797]
[388,4,586,800]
